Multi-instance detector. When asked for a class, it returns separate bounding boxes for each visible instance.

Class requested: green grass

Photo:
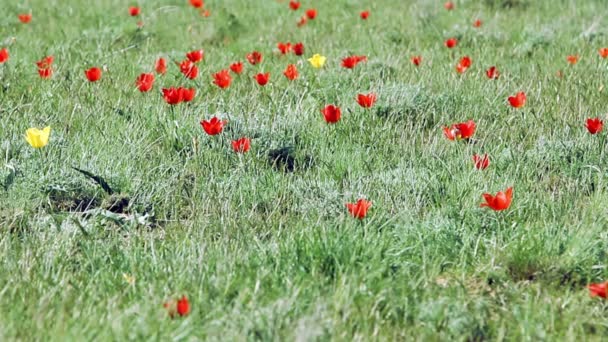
[2,0,608,340]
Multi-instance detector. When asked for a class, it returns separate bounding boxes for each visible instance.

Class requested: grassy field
[2,0,608,340]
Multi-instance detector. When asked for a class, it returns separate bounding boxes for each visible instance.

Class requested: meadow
[1,0,608,340]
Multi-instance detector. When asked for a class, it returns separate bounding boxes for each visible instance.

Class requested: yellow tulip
[308,54,327,68]
[25,126,51,148]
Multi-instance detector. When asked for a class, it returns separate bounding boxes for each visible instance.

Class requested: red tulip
[293,43,305,56]
[321,105,341,124]
[472,154,490,170]
[283,64,298,80]
[277,42,292,55]
[306,9,317,19]
[289,1,300,10]
[360,11,370,20]
[180,60,198,79]
[342,55,367,69]
[36,56,54,69]
[213,69,232,89]
[186,49,204,63]
[443,120,476,140]
[224,63,241,77]
[599,48,608,58]
[473,19,482,28]
[444,1,454,10]
[164,296,190,318]
[445,38,458,49]
[357,93,377,108]
[246,51,263,65]
[18,14,32,24]
[586,117,603,135]
[162,87,184,105]
[486,66,499,79]
[456,56,472,74]
[38,67,53,79]
[189,0,204,8]
[201,117,227,136]
[254,72,270,86]
[297,16,307,27]
[508,92,526,108]
[480,187,513,211]
[567,55,579,65]
[129,6,140,16]
[346,199,372,220]
[85,67,102,82]
[0,48,9,64]
[232,137,251,153]
[411,56,422,66]
[176,296,190,316]
[135,73,155,92]
[155,57,167,74]
[589,281,608,299]
[181,87,196,102]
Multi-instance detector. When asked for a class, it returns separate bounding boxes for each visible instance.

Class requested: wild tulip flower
[586,117,603,134]
[180,60,198,79]
[599,48,608,58]
[283,64,298,80]
[473,19,482,27]
[164,296,190,318]
[289,0,300,10]
[456,56,472,74]
[176,296,190,316]
[190,0,204,8]
[297,16,307,27]
[360,11,370,20]
[567,55,579,65]
[232,137,251,153]
[201,117,227,136]
[486,66,499,79]
[155,57,167,74]
[162,87,183,105]
[229,62,243,74]
[18,14,32,23]
[480,187,513,211]
[85,67,102,82]
[38,68,53,79]
[25,126,51,148]
[181,88,196,102]
[342,55,366,69]
[346,199,372,220]
[508,92,526,108]
[277,42,292,55]
[213,69,232,89]
[36,56,53,69]
[473,154,490,170]
[443,120,476,140]
[129,6,140,16]
[254,72,270,86]
[357,93,377,108]
[308,54,326,68]
[186,49,204,63]
[321,105,341,124]
[306,9,317,19]
[589,281,608,299]
[411,56,422,66]
[246,51,263,65]
[444,1,454,10]
[293,43,305,56]
[445,38,458,49]
[135,73,155,92]
[0,48,8,63]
